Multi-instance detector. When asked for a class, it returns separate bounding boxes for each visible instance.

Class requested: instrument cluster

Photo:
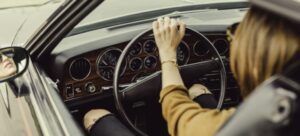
[94,38,191,83]
[64,33,230,103]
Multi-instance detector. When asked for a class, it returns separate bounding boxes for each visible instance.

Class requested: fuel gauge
[129,57,143,71]
[144,55,157,69]
[129,42,142,56]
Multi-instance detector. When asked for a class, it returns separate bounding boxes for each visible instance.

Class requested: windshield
[79,0,246,26]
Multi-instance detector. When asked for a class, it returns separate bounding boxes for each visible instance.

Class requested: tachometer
[96,48,126,81]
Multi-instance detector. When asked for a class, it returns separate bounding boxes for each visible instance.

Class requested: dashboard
[54,31,240,108]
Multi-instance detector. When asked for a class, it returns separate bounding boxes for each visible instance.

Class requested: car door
[0,58,83,136]
[0,82,41,136]
[0,0,104,135]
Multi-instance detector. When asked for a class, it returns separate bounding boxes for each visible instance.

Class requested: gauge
[213,38,229,55]
[144,55,157,69]
[144,40,157,54]
[193,40,210,56]
[96,48,126,81]
[98,67,114,81]
[129,42,142,56]
[129,57,143,71]
[177,42,190,66]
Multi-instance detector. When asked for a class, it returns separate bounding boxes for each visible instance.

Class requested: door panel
[0,83,41,136]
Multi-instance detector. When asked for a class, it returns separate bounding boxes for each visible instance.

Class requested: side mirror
[0,47,29,83]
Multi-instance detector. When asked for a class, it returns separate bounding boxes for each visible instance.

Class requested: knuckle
[171,25,177,29]
[154,32,161,36]
[159,29,165,33]
[152,21,157,26]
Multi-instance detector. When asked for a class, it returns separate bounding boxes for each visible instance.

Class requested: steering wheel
[113,27,227,136]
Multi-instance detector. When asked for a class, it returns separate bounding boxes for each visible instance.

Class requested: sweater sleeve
[159,85,235,136]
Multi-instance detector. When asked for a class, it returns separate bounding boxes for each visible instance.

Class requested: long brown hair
[230,7,300,97]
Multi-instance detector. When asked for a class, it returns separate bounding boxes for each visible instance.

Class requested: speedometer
[96,48,126,81]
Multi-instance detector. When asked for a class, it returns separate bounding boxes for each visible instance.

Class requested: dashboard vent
[69,58,91,80]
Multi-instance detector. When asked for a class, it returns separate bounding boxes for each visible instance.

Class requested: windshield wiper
[68,1,249,36]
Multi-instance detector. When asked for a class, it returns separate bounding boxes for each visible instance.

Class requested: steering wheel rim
[113,27,227,136]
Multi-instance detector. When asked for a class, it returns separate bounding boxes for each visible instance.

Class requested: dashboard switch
[85,82,96,93]
[66,84,74,98]
[74,87,83,94]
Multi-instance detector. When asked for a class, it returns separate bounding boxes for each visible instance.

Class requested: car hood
[0,1,62,48]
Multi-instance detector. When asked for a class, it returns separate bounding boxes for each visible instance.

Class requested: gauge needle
[102,60,108,65]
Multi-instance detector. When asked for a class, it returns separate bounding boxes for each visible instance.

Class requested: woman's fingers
[178,20,186,39]
[170,18,178,35]
[164,17,171,29]
[157,17,164,30]
[152,17,185,52]
[152,21,159,34]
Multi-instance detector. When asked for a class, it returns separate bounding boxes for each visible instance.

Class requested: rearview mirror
[0,47,29,83]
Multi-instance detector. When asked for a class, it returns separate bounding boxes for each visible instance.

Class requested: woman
[84,5,300,136]
[0,52,17,79]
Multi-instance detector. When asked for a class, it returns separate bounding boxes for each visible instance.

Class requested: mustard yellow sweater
[160,85,235,136]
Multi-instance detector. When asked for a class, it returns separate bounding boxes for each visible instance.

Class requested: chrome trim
[193,40,210,56]
[84,82,97,93]
[33,67,69,135]
[213,38,229,55]
[144,55,157,69]
[129,57,143,71]
[143,40,157,54]
[96,48,127,81]
[101,83,134,90]
[68,57,91,81]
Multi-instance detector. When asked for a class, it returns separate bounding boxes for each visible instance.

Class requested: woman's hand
[188,84,212,100]
[153,17,186,62]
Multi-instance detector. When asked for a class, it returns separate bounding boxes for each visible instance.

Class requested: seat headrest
[282,53,300,85]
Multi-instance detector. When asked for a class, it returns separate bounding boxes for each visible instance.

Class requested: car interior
[41,2,249,135]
